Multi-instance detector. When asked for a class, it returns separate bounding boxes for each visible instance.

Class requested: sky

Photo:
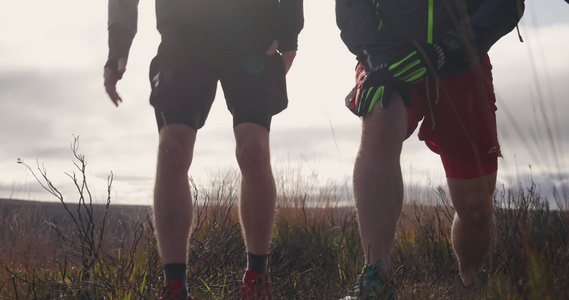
[1,0,568,207]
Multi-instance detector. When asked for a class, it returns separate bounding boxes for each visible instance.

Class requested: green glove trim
[357,86,384,114]
[400,67,427,83]
[389,42,445,84]
[389,51,417,71]
[372,86,384,110]
[354,67,403,116]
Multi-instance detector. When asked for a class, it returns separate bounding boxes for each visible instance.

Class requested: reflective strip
[428,0,434,44]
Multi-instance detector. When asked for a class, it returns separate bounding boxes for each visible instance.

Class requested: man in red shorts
[103,1,303,299]
[336,0,524,298]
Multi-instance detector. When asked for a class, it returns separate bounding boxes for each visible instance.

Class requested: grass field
[1,167,568,299]
[1,139,568,299]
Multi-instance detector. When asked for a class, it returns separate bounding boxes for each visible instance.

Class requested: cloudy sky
[1,0,568,206]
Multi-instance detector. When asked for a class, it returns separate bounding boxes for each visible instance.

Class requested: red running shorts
[354,54,500,179]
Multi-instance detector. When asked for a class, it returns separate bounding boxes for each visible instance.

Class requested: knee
[450,174,497,228]
[235,140,270,177]
[457,204,495,228]
[157,137,193,175]
[361,114,406,154]
[359,128,405,160]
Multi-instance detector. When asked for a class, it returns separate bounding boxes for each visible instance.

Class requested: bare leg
[234,123,276,255]
[448,172,496,285]
[352,94,407,271]
[153,124,197,264]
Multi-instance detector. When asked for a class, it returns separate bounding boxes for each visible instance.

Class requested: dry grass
[2,175,568,299]
[2,139,568,299]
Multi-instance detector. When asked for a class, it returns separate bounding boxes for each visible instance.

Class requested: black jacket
[336,0,524,75]
[107,0,304,68]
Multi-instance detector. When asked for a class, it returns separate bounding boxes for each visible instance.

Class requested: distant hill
[0,198,151,219]
[0,198,153,239]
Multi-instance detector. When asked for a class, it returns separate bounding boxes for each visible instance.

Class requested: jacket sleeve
[335,0,395,73]
[106,0,140,70]
[277,0,304,52]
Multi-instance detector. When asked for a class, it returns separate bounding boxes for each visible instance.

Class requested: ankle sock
[163,263,187,285]
[247,252,269,275]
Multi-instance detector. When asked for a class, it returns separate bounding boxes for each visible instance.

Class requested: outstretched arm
[104,0,139,106]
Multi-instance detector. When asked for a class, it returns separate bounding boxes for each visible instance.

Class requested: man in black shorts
[103,1,303,299]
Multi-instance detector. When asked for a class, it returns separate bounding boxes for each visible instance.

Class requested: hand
[265,39,279,56]
[265,39,296,74]
[103,57,127,107]
[281,51,296,74]
[388,42,445,84]
[354,68,396,116]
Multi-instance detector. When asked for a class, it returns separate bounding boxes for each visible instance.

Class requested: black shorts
[149,37,288,131]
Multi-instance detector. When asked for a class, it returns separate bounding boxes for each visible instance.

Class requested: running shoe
[340,260,396,300]
[240,269,270,300]
[159,280,194,300]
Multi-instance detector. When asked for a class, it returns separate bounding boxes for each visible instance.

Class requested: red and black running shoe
[240,269,270,300]
[159,280,195,300]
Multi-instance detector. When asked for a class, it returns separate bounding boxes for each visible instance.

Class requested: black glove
[388,42,445,84]
[353,67,411,116]
[389,35,479,81]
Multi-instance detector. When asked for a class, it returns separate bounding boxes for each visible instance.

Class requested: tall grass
[1,138,568,299]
